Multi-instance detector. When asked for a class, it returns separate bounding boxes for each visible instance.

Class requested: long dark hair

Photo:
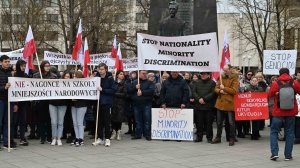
[15,59,27,77]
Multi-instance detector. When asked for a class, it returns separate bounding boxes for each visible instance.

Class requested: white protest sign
[44,51,77,65]
[296,94,300,117]
[8,77,100,102]
[137,33,219,72]
[0,48,24,65]
[151,108,193,141]
[263,50,297,75]
[123,58,138,71]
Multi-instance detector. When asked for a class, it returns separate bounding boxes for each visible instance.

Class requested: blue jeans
[134,103,152,138]
[71,107,87,139]
[0,100,15,145]
[270,116,295,158]
[49,105,67,138]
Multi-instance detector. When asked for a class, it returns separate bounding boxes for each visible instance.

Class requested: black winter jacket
[0,67,12,100]
[192,78,216,110]
[160,76,189,108]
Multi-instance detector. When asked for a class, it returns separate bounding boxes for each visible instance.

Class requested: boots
[116,130,121,141]
[211,137,221,144]
[229,138,235,146]
[110,130,117,140]
[194,135,202,142]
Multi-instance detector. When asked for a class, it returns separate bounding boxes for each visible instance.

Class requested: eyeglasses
[247,74,253,76]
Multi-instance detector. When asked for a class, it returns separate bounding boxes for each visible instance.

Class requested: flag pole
[35,53,43,79]
[94,90,100,145]
[7,94,11,152]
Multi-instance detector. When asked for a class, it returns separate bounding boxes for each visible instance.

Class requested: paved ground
[1,124,300,168]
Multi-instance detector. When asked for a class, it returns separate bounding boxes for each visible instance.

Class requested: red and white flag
[72,18,83,62]
[111,35,117,58]
[83,38,91,78]
[212,31,231,81]
[115,43,124,71]
[23,25,36,74]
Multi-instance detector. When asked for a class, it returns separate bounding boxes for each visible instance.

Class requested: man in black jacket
[160,71,189,109]
[192,72,216,143]
[0,55,18,149]
[128,70,154,141]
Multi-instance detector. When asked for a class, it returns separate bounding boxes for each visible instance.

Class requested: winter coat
[268,73,300,117]
[128,78,155,106]
[0,67,12,100]
[215,73,239,112]
[160,75,189,108]
[111,80,127,122]
[245,84,264,92]
[192,78,216,110]
[258,81,268,91]
[95,73,116,106]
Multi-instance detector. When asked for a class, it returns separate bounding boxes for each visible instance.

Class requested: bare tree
[229,0,300,67]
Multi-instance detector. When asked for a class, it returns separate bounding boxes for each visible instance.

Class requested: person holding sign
[92,63,116,147]
[192,72,216,143]
[268,68,300,161]
[14,59,29,146]
[244,76,264,140]
[160,71,190,141]
[128,70,154,141]
[33,60,57,144]
[71,71,89,147]
[0,55,18,149]
[212,64,239,146]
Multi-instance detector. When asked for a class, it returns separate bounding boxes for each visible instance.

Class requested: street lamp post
[247,55,252,71]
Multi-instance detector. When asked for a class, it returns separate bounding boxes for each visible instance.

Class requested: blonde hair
[255,72,264,79]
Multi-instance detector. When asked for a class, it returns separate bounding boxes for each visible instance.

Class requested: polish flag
[83,38,91,77]
[115,43,124,71]
[72,19,82,62]
[111,35,117,58]
[23,25,36,74]
[212,31,231,81]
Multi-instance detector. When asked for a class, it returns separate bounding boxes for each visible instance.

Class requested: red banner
[234,92,269,120]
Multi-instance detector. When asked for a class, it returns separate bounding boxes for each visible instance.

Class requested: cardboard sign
[151,108,193,141]
[263,50,297,75]
[234,92,269,120]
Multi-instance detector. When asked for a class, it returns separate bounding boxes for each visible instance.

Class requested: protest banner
[263,50,297,75]
[0,48,24,64]
[296,95,300,117]
[151,108,193,141]
[44,51,77,65]
[8,77,100,102]
[234,92,269,120]
[123,58,138,71]
[137,33,219,72]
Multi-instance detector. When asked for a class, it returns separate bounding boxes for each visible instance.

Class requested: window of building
[115,14,127,23]
[284,29,295,49]
[2,0,11,7]
[45,31,58,41]
[46,14,59,24]
[1,32,11,41]
[116,31,127,43]
[136,13,147,23]
[14,0,26,7]
[14,14,26,24]
[45,0,58,7]
[1,14,12,24]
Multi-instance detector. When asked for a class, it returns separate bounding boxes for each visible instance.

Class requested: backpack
[277,80,295,110]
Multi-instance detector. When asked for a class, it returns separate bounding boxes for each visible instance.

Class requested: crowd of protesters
[1,55,300,160]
